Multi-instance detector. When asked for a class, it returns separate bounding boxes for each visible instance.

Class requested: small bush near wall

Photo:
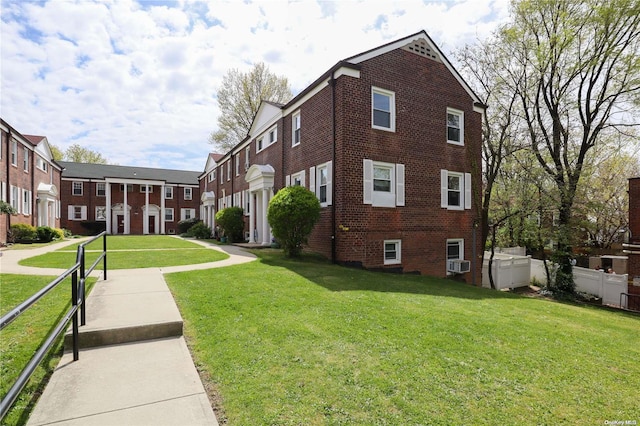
[178,218,200,234]
[9,223,38,242]
[36,226,60,243]
[186,222,212,239]
[215,207,245,243]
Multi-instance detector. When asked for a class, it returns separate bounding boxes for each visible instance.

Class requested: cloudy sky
[1,0,510,172]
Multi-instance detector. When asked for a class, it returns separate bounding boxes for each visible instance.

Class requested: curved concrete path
[1,237,257,426]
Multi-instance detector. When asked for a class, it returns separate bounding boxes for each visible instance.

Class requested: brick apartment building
[200,30,485,280]
[1,119,62,244]
[59,162,200,236]
[623,177,640,305]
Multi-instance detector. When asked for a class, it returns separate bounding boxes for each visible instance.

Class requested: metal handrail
[0,232,107,420]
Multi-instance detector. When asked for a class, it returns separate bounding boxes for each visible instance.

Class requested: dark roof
[23,135,45,145]
[59,161,200,185]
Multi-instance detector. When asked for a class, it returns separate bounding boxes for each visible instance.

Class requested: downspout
[30,147,35,227]
[6,128,12,231]
[330,70,337,264]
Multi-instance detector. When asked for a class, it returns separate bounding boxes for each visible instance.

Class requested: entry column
[261,188,269,245]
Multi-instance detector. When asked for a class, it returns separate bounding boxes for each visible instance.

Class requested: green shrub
[36,226,59,242]
[267,186,320,257]
[186,222,212,239]
[178,218,200,234]
[9,223,38,242]
[62,228,73,238]
[215,207,245,243]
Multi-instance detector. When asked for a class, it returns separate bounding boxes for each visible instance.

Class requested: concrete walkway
[1,238,256,426]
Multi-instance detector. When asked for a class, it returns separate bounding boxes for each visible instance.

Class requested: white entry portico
[245,164,275,245]
[36,183,58,228]
[105,177,166,235]
[201,191,216,231]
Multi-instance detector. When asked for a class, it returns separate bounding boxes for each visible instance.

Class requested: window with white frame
[96,183,106,197]
[208,171,215,182]
[37,156,48,172]
[245,146,250,170]
[22,189,31,215]
[447,108,464,145]
[235,154,240,176]
[11,140,17,166]
[10,186,19,212]
[309,162,332,207]
[363,160,405,208]
[165,208,174,222]
[257,125,277,152]
[384,240,401,265]
[292,111,301,146]
[72,181,83,196]
[165,186,173,199]
[227,161,231,181]
[68,205,87,221]
[181,208,196,221]
[244,189,250,215]
[269,127,277,145]
[140,184,153,193]
[0,182,6,202]
[95,206,106,221]
[233,192,241,207]
[184,187,192,200]
[440,170,471,210]
[286,170,306,187]
[120,184,133,192]
[372,87,396,132]
[446,239,464,261]
[23,147,29,172]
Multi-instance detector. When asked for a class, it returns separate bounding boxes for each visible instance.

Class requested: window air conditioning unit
[447,259,471,273]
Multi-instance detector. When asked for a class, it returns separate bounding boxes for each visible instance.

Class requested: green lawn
[0,274,97,426]
[18,236,229,270]
[165,250,640,425]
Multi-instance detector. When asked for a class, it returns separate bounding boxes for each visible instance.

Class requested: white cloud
[0,0,509,171]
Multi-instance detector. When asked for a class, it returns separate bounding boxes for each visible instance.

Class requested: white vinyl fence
[484,253,628,308]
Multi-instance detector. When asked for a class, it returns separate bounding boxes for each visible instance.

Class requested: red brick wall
[329,49,482,279]
[628,178,640,299]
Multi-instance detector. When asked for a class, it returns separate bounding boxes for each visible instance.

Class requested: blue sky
[0,0,509,171]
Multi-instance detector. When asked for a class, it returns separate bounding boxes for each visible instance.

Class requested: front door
[148,216,155,234]
[117,215,125,234]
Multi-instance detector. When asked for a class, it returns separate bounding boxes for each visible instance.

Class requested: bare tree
[499,0,640,292]
[64,143,109,164]
[210,62,292,152]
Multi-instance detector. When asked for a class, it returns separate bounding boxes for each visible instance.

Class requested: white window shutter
[309,166,316,195]
[300,170,306,188]
[396,164,405,206]
[464,173,472,210]
[326,161,333,206]
[285,175,291,187]
[81,206,87,220]
[363,159,373,204]
[441,169,448,208]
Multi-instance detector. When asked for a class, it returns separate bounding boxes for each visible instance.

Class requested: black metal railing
[0,232,107,420]
[621,292,640,313]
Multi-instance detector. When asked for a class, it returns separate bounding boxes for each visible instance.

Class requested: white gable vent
[403,39,440,62]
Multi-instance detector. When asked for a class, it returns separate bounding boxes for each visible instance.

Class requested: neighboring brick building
[59,162,200,236]
[623,177,640,307]
[199,31,485,280]
[1,119,62,244]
